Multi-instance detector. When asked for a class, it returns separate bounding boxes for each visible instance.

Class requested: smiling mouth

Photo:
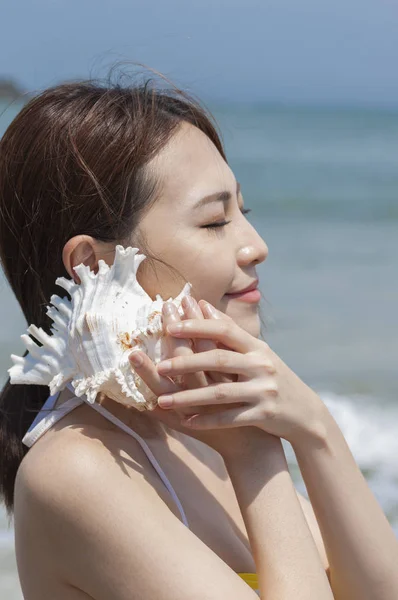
[226,280,259,295]
[224,288,261,303]
[225,280,259,295]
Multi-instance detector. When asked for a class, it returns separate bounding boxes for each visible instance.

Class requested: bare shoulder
[15,424,165,529]
[17,411,169,483]
[17,425,131,498]
[296,490,330,576]
[15,428,257,600]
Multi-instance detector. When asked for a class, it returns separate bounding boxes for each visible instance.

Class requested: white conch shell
[8,245,192,410]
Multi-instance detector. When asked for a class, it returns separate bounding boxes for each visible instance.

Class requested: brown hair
[0,71,226,515]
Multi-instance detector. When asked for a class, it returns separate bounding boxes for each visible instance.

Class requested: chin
[226,310,261,338]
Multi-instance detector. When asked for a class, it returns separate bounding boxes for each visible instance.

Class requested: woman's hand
[128,297,264,456]
[155,300,329,447]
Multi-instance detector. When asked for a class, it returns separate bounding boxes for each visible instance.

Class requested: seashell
[8,245,192,411]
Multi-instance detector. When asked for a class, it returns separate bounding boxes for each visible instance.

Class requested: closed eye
[201,208,252,230]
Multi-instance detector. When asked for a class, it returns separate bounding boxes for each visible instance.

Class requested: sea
[0,98,397,598]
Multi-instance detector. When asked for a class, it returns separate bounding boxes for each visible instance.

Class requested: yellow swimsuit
[238,572,260,594]
[23,389,260,595]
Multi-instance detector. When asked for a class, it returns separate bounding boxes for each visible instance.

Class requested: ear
[62,235,113,283]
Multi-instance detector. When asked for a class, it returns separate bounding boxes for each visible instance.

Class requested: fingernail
[158,395,173,408]
[182,296,194,311]
[163,302,175,316]
[129,352,143,367]
[203,302,219,318]
[157,360,172,373]
[167,322,183,333]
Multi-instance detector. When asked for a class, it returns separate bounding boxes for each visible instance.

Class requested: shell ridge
[55,276,77,295]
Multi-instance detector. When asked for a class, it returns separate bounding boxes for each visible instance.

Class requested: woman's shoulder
[14,424,171,581]
[15,420,161,517]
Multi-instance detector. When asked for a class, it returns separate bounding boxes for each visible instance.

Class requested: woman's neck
[56,386,181,444]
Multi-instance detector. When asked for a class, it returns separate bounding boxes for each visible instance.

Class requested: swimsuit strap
[22,392,82,447]
[23,387,190,529]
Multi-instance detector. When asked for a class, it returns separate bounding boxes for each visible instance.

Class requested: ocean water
[0,98,397,598]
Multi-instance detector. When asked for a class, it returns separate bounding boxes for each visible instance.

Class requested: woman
[0,75,397,600]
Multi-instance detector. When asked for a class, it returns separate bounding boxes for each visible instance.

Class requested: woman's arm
[293,403,398,600]
[223,431,334,599]
[155,303,398,597]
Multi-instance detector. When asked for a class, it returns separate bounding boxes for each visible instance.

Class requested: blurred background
[1,1,398,597]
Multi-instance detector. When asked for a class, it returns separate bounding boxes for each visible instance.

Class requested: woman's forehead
[149,124,235,209]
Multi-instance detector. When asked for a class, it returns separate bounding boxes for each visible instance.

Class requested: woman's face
[134,122,269,338]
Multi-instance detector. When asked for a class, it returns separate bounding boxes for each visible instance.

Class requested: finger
[162,302,207,419]
[162,302,192,357]
[163,301,207,388]
[181,296,215,355]
[182,296,233,384]
[129,351,178,397]
[166,313,264,354]
[181,405,259,430]
[196,299,238,384]
[129,350,195,421]
[157,349,275,377]
[157,381,260,409]
[198,299,235,322]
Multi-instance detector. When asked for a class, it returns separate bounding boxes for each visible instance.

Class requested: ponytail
[0,380,47,515]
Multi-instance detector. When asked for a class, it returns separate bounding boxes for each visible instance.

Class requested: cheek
[135,226,235,304]
[188,256,234,306]
[136,259,186,301]
[135,252,230,303]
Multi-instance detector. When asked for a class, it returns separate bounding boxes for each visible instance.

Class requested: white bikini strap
[22,393,82,447]
[87,399,190,528]
[23,385,190,529]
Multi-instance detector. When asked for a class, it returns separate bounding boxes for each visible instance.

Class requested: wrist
[290,395,335,453]
[221,427,284,464]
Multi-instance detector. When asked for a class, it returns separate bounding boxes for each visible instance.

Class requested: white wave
[321,391,398,472]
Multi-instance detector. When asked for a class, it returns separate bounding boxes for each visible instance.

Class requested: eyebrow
[193,181,241,210]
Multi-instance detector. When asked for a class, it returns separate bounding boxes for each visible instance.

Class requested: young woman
[0,76,397,600]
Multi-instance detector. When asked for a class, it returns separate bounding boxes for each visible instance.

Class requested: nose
[237,234,269,267]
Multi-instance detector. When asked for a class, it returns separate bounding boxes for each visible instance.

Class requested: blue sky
[2,0,398,107]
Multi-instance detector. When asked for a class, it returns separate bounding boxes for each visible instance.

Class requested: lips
[226,279,259,295]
